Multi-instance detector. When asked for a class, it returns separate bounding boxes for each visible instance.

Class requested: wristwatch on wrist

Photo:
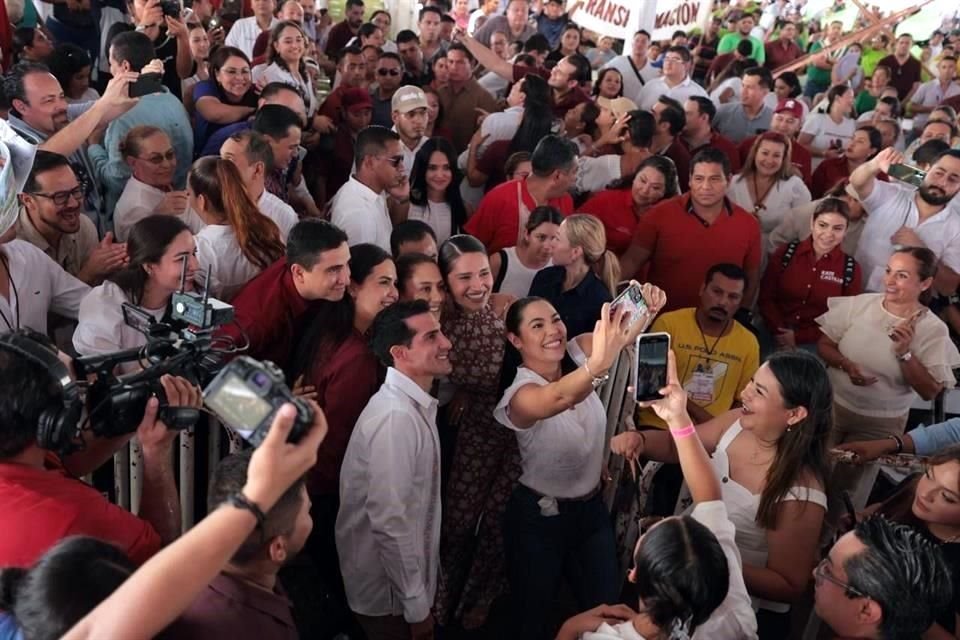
[896,351,913,362]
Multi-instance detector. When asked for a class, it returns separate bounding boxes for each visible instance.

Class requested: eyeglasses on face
[813,558,867,599]
[137,149,177,165]
[378,68,401,76]
[27,186,85,206]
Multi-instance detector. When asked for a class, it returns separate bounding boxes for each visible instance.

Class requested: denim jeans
[503,484,619,639]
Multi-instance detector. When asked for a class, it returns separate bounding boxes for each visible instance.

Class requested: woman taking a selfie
[497,286,665,638]
[611,350,832,638]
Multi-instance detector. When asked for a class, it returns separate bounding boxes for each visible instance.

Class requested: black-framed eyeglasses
[813,558,867,599]
[377,68,401,76]
[380,154,404,168]
[27,186,85,206]
[137,150,177,166]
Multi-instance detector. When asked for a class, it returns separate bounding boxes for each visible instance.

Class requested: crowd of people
[3,0,960,638]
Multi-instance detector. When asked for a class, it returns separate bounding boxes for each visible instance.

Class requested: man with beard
[851,147,960,294]
[637,263,759,429]
[325,0,365,57]
[17,151,127,285]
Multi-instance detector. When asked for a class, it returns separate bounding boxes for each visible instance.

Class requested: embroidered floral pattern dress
[435,303,521,629]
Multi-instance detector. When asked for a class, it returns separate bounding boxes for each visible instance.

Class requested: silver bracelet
[583,361,609,389]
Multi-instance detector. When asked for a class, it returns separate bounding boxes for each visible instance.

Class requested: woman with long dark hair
[189,157,285,300]
[408,137,468,245]
[798,84,856,170]
[545,24,582,66]
[592,67,638,117]
[74,215,200,367]
[192,46,258,151]
[254,21,317,117]
[467,74,554,190]
[612,350,833,637]
[489,205,562,298]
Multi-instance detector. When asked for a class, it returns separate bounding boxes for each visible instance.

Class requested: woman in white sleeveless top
[612,350,832,639]
[489,205,562,298]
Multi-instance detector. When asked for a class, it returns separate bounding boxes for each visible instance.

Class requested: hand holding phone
[634,332,671,402]
[636,348,693,432]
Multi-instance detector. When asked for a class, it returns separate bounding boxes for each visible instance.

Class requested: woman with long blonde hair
[189,157,285,299]
[529,214,619,338]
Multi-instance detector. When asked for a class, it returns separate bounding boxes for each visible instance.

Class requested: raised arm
[456,30,515,81]
[849,146,900,201]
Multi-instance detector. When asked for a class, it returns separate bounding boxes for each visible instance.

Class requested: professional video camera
[70,267,239,450]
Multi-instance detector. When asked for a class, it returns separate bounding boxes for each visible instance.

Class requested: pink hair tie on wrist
[670,424,696,439]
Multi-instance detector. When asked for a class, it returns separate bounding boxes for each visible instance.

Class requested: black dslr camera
[204,357,314,446]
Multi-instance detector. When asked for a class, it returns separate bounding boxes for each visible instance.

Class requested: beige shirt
[15,207,98,279]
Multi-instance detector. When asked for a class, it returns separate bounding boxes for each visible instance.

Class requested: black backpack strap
[780,240,800,271]
[842,254,856,292]
[493,249,508,292]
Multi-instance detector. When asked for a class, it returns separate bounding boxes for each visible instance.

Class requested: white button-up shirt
[856,180,960,291]
[258,190,298,241]
[114,176,205,242]
[395,133,428,177]
[329,176,393,251]
[73,280,165,369]
[910,79,960,129]
[195,225,268,301]
[635,75,709,112]
[336,367,441,623]
[0,240,89,335]
[224,16,278,59]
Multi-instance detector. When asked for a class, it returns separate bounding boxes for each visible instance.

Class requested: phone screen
[888,163,926,187]
[634,333,670,402]
[611,284,648,328]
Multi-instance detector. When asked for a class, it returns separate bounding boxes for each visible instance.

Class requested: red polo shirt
[465,178,574,253]
[220,258,314,376]
[759,238,862,345]
[630,194,762,312]
[0,457,160,568]
[305,330,382,496]
[811,156,852,199]
[578,188,636,255]
[681,131,742,174]
[739,135,812,183]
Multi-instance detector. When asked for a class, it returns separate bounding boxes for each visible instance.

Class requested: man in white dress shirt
[329,126,410,251]
[224,0,278,59]
[851,147,960,294]
[336,299,452,640]
[220,130,298,240]
[635,45,708,112]
[392,86,430,176]
[600,30,660,104]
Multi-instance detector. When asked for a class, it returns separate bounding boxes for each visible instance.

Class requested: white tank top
[709,421,828,614]
[496,246,550,298]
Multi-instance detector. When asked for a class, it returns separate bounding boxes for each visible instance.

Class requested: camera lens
[252,372,270,389]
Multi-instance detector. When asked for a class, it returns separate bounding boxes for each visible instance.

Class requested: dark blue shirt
[529,265,612,338]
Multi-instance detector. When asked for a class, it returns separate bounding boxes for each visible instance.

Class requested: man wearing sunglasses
[329,126,410,252]
[371,53,405,128]
[815,516,950,639]
[17,151,128,286]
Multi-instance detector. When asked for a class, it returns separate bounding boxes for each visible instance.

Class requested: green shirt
[860,48,888,77]
[854,90,877,115]
[806,41,832,86]
[716,33,766,66]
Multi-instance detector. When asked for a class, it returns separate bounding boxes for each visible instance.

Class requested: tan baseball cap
[392,86,429,114]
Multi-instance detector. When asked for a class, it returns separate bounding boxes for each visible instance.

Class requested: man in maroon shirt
[706,38,752,88]
[318,87,373,203]
[160,451,310,640]
[324,0,365,57]
[0,333,197,569]
[764,21,802,72]
[317,45,368,122]
[811,125,882,198]
[878,34,923,102]
[222,220,351,375]
[681,96,741,174]
[620,147,762,314]
[740,98,812,183]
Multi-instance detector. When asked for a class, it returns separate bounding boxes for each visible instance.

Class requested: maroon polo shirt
[0,455,160,568]
[159,573,297,640]
[811,156,852,199]
[305,330,381,496]
[322,127,359,197]
[739,134,812,183]
[764,39,803,72]
[682,130,742,174]
[878,54,923,100]
[707,52,736,82]
[325,20,357,57]
[220,258,314,376]
[629,194,762,312]
[511,64,591,118]
[660,139,691,192]
[758,237,862,345]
